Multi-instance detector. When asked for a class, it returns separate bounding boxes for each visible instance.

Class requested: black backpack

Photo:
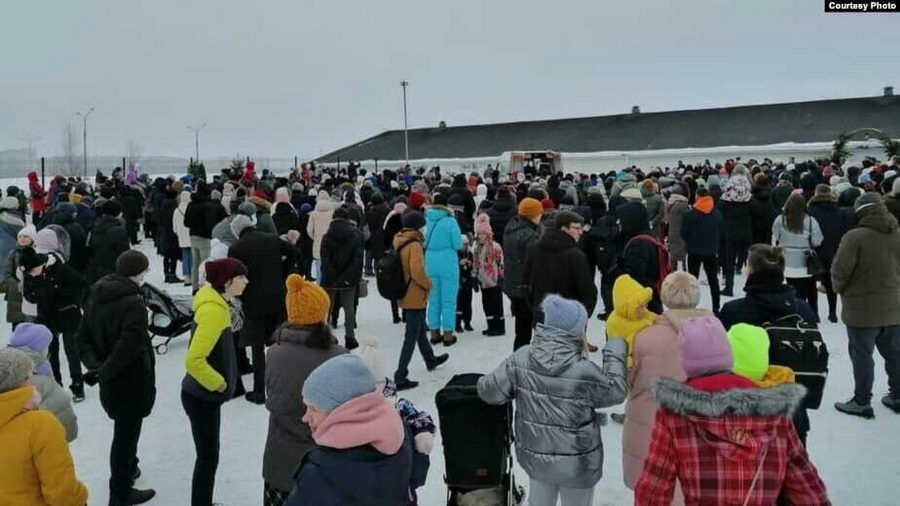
[762,314,829,409]
[376,240,416,301]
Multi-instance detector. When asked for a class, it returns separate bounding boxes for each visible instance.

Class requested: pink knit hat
[678,316,733,378]
[475,213,492,237]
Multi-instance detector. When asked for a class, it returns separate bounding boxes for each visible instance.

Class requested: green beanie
[726,323,769,381]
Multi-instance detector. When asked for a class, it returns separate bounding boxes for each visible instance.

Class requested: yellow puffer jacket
[606,274,658,367]
[0,386,88,506]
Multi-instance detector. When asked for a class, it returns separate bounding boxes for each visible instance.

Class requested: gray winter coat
[501,216,540,299]
[263,325,346,492]
[772,214,823,278]
[665,196,690,264]
[478,324,627,488]
[34,373,78,442]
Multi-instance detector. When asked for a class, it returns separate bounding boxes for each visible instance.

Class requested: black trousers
[109,416,143,500]
[481,286,505,332]
[456,285,473,327]
[510,296,533,350]
[786,277,818,320]
[49,329,83,386]
[820,260,837,318]
[182,391,222,506]
[599,270,614,315]
[688,254,721,312]
[163,257,178,278]
[723,240,749,291]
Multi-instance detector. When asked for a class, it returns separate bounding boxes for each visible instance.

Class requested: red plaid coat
[634,377,830,506]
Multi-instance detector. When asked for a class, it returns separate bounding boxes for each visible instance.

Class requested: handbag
[805,218,825,277]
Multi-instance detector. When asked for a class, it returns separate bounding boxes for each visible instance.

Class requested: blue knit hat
[302,354,376,412]
[541,294,588,335]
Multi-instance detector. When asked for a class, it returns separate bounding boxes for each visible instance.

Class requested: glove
[414,432,435,455]
[83,369,101,386]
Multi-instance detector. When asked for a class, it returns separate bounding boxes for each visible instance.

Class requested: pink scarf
[312,392,405,455]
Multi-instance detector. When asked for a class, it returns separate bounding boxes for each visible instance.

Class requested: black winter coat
[88,216,130,282]
[23,254,84,334]
[525,229,597,315]
[681,208,724,257]
[158,196,181,260]
[484,196,516,245]
[771,183,793,213]
[320,219,364,289]
[448,184,476,232]
[365,202,391,258]
[501,216,540,299]
[718,270,816,331]
[118,186,144,232]
[184,194,227,239]
[749,186,777,245]
[807,198,846,264]
[885,194,900,226]
[383,214,403,254]
[50,214,89,272]
[719,199,752,244]
[273,202,302,236]
[229,230,289,321]
[78,274,155,420]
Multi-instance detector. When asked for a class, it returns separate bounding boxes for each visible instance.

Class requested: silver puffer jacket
[477,324,627,488]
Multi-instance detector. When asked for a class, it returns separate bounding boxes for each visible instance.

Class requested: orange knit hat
[517,197,543,221]
[285,274,330,325]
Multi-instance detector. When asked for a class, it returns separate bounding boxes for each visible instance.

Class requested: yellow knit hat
[285,274,331,325]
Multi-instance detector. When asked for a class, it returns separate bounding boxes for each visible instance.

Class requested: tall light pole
[401,80,409,166]
[76,107,95,177]
[187,122,208,163]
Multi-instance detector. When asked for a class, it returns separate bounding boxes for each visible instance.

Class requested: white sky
[2,0,897,159]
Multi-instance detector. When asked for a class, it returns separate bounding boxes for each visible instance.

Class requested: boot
[722,286,734,297]
[456,321,464,333]
[443,331,457,347]
[427,353,450,371]
[430,329,443,344]
[828,313,839,323]
[464,321,474,332]
[345,336,359,350]
[245,391,266,405]
[395,379,419,391]
[109,488,156,505]
[70,382,85,403]
[882,395,900,414]
[834,398,875,419]
[586,341,599,353]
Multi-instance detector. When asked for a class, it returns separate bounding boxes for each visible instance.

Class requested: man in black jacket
[78,250,157,506]
[524,210,597,327]
[185,182,228,289]
[484,187,517,245]
[320,207,364,350]
[681,188,724,312]
[228,214,291,404]
[502,198,543,350]
[88,200,131,283]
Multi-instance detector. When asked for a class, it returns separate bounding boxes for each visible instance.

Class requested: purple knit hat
[678,316,733,378]
[8,323,53,377]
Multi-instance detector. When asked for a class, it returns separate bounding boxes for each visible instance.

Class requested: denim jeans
[394,309,437,383]
[847,325,900,405]
[182,247,192,277]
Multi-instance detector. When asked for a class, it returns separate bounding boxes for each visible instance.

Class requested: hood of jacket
[856,204,899,234]
[721,175,752,203]
[751,185,772,201]
[667,193,688,206]
[393,228,423,247]
[653,377,806,455]
[528,323,583,375]
[505,215,538,238]
[490,195,515,214]
[611,274,653,321]
[272,324,315,346]
[91,274,141,305]
[314,198,333,213]
[249,196,272,214]
[616,200,650,238]
[741,270,802,316]
[27,171,39,183]
[424,206,453,224]
[535,228,577,253]
[312,391,404,455]
[693,196,714,214]
[0,386,34,428]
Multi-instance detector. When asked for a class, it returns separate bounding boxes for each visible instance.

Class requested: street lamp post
[187,122,208,163]
[76,107,95,178]
[401,80,409,166]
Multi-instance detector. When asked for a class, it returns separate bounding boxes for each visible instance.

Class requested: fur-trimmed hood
[652,377,806,419]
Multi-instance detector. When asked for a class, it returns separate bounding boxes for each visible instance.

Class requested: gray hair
[661,271,701,310]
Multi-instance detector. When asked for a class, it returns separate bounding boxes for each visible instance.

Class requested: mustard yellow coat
[0,386,88,506]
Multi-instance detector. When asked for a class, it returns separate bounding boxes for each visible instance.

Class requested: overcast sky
[2,0,897,160]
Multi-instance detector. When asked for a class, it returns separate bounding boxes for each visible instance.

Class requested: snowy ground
[2,240,899,505]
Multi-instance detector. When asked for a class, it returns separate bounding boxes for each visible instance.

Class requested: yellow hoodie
[0,386,88,506]
[606,274,658,367]
[185,285,231,392]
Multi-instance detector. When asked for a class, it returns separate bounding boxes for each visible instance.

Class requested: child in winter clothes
[455,234,475,334]
[0,348,88,506]
[2,225,37,331]
[478,294,627,506]
[634,316,830,505]
[473,213,506,336]
[606,274,658,367]
[7,323,78,442]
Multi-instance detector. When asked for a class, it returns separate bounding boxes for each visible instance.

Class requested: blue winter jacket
[423,207,463,275]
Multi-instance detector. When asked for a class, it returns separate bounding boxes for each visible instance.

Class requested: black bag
[375,240,415,300]
[805,218,825,277]
[763,314,829,409]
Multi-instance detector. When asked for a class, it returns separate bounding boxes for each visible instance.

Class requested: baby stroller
[141,282,193,354]
[435,373,523,506]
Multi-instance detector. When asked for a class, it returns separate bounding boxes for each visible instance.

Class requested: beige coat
[306,199,334,260]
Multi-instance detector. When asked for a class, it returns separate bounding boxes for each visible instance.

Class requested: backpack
[624,234,671,294]
[376,240,416,300]
[762,314,829,409]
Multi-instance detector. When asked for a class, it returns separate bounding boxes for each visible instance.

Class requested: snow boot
[345,336,359,351]
[109,488,156,506]
[443,331,458,347]
[70,382,85,403]
[834,398,875,419]
[427,353,450,372]
[882,395,900,414]
[430,329,443,344]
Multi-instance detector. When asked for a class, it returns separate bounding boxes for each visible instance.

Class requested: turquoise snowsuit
[424,207,463,332]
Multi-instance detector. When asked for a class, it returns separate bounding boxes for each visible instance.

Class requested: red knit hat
[409,191,427,210]
[205,258,247,292]
[540,197,556,210]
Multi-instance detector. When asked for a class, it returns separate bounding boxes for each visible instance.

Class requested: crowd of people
[1,154,899,505]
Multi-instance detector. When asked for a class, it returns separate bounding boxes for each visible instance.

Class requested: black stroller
[141,282,193,354]
[435,373,523,506]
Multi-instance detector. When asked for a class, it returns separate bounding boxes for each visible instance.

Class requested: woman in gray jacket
[772,192,824,319]
[478,294,627,506]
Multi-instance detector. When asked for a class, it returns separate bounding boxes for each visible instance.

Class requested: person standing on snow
[831,193,900,418]
[77,250,157,505]
[424,195,464,346]
[681,188,724,313]
[319,206,364,351]
[502,198,543,350]
[478,294,627,506]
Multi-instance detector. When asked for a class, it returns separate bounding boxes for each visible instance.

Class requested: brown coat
[831,203,900,328]
[393,229,431,309]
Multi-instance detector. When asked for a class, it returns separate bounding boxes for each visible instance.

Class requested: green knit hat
[726,323,770,381]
